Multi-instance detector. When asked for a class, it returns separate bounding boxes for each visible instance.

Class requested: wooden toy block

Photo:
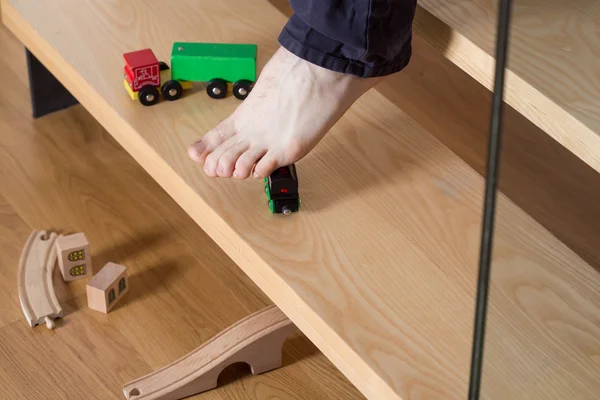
[170,42,257,84]
[86,262,128,313]
[123,48,161,94]
[55,232,92,281]
[18,230,63,329]
[122,305,297,400]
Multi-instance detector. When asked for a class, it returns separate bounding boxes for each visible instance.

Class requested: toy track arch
[123,305,297,400]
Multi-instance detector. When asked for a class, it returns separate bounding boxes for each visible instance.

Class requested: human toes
[188,119,236,165]
[202,135,241,177]
[232,147,267,179]
[252,152,284,179]
[252,142,303,178]
[214,142,253,178]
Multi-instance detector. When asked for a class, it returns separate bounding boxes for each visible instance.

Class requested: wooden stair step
[413,0,600,174]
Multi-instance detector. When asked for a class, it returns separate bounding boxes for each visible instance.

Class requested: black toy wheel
[158,61,170,71]
[138,86,159,106]
[206,79,227,99]
[233,80,253,100]
[161,80,183,101]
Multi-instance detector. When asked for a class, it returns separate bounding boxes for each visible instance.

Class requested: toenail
[217,165,224,175]
[188,142,206,163]
[192,140,205,153]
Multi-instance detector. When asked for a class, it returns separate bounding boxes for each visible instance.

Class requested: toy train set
[123,42,257,106]
[123,41,300,214]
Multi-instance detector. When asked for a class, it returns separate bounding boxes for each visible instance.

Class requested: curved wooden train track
[123,305,297,400]
[18,230,62,329]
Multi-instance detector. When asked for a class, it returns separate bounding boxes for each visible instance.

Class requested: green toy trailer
[264,164,300,215]
[123,42,257,106]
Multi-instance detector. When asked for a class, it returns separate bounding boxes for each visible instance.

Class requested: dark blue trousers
[278,0,418,78]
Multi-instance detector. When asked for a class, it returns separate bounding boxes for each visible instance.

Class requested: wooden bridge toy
[18,230,62,330]
[122,305,297,400]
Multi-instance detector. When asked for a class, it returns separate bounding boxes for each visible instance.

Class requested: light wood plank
[269,0,600,271]
[574,0,600,22]
[414,0,600,174]
[0,21,365,400]
[0,194,33,329]
[376,34,600,269]
[2,0,600,399]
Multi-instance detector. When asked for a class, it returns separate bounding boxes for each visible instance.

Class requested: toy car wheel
[138,86,160,106]
[158,61,170,71]
[206,79,227,99]
[162,80,183,101]
[233,80,253,100]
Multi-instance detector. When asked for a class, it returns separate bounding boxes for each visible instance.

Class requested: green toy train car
[264,164,300,215]
[123,42,257,105]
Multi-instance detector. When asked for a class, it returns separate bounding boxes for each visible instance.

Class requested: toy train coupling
[264,164,300,215]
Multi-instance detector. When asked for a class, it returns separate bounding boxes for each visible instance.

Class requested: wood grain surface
[0,17,365,400]
[574,0,600,22]
[414,0,600,174]
[273,5,600,397]
[2,0,600,399]
[378,33,600,271]
[271,0,600,284]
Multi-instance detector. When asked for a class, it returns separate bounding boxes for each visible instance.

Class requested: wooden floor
[0,19,366,400]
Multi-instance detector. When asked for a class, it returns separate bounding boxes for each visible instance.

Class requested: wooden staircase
[2,0,599,399]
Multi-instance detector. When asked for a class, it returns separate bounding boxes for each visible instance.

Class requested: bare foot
[187,46,380,179]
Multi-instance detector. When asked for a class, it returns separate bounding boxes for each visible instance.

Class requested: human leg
[188,0,418,179]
